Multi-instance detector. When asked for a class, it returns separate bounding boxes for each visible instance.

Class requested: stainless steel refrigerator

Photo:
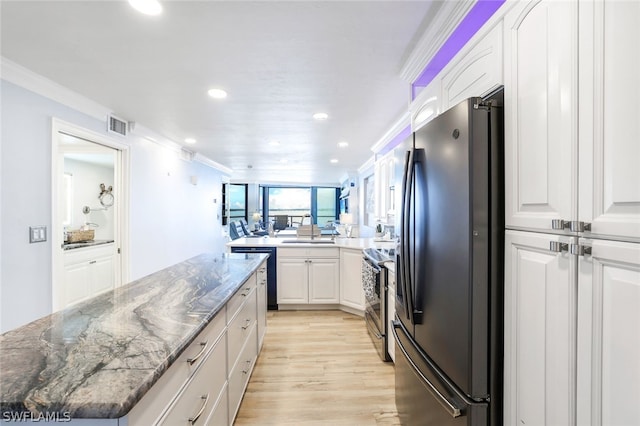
[393,88,504,425]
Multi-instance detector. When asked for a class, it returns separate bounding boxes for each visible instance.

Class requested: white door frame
[51,118,130,311]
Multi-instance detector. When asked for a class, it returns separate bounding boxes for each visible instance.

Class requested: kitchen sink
[280,239,335,244]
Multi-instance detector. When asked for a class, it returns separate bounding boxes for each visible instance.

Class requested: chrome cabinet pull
[549,241,569,253]
[551,219,570,230]
[570,244,592,256]
[241,286,251,297]
[552,219,592,232]
[188,394,210,425]
[241,318,251,330]
[186,341,208,365]
[242,359,252,374]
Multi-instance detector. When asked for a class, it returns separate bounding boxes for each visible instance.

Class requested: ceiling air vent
[107,115,128,136]
[180,148,195,162]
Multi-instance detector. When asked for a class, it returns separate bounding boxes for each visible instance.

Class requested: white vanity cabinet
[61,243,114,308]
[277,247,340,305]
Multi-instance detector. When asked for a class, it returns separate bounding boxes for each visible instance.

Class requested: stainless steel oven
[362,248,391,362]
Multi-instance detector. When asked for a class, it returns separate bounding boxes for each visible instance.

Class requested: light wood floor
[234,310,399,425]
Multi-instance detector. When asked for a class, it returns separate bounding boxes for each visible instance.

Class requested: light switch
[29,226,47,243]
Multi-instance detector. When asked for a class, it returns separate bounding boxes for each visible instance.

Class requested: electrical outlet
[29,226,47,243]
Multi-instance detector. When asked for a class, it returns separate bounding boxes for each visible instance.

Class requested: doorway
[51,119,129,311]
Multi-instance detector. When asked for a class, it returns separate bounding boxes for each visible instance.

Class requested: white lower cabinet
[576,239,640,426]
[505,230,640,426]
[158,330,227,425]
[339,248,365,311]
[504,231,576,426]
[228,324,258,422]
[256,265,267,350]
[277,247,340,305]
[125,261,266,426]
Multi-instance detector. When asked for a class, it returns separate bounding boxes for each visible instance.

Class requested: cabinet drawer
[126,311,226,425]
[158,331,228,425]
[227,288,257,366]
[204,383,228,426]
[277,247,340,258]
[228,323,258,423]
[227,275,256,323]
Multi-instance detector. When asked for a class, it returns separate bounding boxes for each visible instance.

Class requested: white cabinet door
[63,261,92,307]
[256,264,267,349]
[577,239,640,426]
[441,20,503,110]
[277,258,308,304]
[339,248,365,311]
[504,0,578,233]
[578,0,640,241]
[308,259,340,304]
[504,230,577,426]
[92,254,114,295]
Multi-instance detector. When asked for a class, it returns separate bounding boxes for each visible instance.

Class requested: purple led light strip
[412,0,505,98]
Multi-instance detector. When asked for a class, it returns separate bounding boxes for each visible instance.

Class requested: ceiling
[1,1,444,185]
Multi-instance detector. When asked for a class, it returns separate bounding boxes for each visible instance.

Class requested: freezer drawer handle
[392,325,462,418]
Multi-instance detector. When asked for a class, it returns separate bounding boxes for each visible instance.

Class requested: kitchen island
[0,252,268,425]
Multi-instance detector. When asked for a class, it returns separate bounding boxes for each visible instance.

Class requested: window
[315,187,338,227]
[229,184,248,222]
[262,186,339,227]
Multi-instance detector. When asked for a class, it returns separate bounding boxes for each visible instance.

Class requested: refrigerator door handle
[411,149,426,324]
[392,324,463,418]
[400,149,412,321]
[403,149,416,324]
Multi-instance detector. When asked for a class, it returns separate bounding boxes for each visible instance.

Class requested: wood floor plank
[234,310,399,425]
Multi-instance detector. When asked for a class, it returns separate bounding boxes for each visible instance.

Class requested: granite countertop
[0,252,268,419]
[227,236,396,251]
[62,239,114,250]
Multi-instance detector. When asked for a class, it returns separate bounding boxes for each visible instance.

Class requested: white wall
[64,158,115,240]
[0,80,228,333]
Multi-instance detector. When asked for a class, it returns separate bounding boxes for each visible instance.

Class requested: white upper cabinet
[505,0,640,241]
[504,0,578,233]
[441,20,504,111]
[411,79,441,131]
[578,0,640,241]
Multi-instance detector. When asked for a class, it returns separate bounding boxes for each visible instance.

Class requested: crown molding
[357,155,376,175]
[2,56,231,175]
[399,1,476,84]
[1,57,111,121]
[370,111,411,154]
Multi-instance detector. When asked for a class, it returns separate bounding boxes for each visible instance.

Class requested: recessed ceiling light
[207,88,228,99]
[330,159,339,164]
[337,141,349,148]
[128,0,162,16]
[184,138,196,144]
[280,159,289,164]
[269,140,281,147]
[313,112,329,121]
